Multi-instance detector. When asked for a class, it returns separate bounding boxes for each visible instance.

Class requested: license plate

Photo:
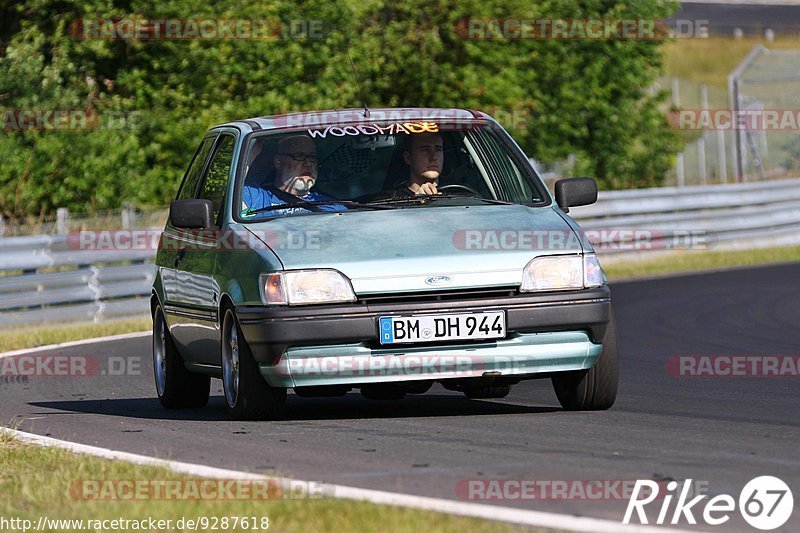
[378,312,506,345]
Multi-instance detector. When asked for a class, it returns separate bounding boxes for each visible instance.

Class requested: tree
[353,0,682,189]
[0,0,682,220]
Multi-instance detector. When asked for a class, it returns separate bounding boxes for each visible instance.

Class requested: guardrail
[570,177,800,256]
[1,178,798,327]
[0,234,155,327]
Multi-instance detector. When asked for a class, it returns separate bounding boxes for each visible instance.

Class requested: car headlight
[520,254,605,292]
[259,269,356,305]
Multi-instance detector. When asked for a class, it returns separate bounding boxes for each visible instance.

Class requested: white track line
[5,428,700,533]
[0,331,150,358]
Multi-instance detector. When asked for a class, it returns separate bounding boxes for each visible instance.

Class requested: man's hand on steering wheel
[415,182,440,195]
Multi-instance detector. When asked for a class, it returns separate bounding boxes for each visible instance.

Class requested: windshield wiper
[429,194,519,205]
[368,194,518,206]
[246,200,395,216]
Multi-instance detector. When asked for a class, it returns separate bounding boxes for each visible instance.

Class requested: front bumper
[236,286,610,387]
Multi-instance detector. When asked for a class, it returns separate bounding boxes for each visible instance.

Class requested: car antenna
[347,50,370,118]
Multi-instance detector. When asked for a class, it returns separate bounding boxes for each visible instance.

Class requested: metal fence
[0,233,155,327]
[570,177,800,259]
[660,46,800,187]
[729,45,800,182]
[0,206,165,328]
[0,206,168,238]
[2,178,799,328]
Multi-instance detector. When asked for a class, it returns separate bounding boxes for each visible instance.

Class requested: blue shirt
[240,186,347,217]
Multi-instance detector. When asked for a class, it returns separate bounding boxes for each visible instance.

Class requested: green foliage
[0,0,681,219]
[782,134,800,172]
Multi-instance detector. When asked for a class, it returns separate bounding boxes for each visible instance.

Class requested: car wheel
[153,305,210,408]
[221,308,286,420]
[552,311,619,411]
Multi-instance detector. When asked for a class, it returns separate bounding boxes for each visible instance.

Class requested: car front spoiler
[260,330,603,388]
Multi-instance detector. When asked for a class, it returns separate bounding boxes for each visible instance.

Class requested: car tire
[221,308,286,420]
[153,305,210,409]
[552,311,618,411]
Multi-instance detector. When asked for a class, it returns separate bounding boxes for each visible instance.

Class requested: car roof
[213,107,494,132]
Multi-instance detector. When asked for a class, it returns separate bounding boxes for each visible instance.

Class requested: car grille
[358,287,518,305]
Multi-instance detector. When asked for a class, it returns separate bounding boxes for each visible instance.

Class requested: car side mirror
[170,199,214,229]
[555,177,598,213]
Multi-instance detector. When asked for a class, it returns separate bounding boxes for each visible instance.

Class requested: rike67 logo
[623,476,793,530]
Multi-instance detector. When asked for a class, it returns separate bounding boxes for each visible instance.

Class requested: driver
[241,135,346,216]
[385,132,444,197]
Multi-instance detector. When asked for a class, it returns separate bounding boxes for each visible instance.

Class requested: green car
[151,108,617,420]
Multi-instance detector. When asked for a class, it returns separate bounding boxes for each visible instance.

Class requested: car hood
[244,205,583,295]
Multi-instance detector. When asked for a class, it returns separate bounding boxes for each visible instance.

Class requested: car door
[159,132,217,315]
[171,131,237,366]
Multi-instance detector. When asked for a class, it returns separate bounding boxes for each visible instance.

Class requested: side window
[177,136,216,200]
[465,129,532,203]
[198,135,235,223]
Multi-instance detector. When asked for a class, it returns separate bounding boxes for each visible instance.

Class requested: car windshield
[235,119,548,221]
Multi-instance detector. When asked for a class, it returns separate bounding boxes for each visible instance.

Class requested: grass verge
[0,434,534,533]
[603,245,800,281]
[663,36,800,89]
[0,317,151,353]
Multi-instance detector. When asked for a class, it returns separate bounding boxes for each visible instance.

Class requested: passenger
[241,135,345,216]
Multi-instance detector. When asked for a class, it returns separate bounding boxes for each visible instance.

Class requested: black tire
[552,311,618,411]
[153,305,210,409]
[221,308,286,420]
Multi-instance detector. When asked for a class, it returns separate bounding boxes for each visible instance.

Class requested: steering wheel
[438,184,481,196]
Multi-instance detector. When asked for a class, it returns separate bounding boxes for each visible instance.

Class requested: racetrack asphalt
[2,263,798,532]
[668,1,800,36]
